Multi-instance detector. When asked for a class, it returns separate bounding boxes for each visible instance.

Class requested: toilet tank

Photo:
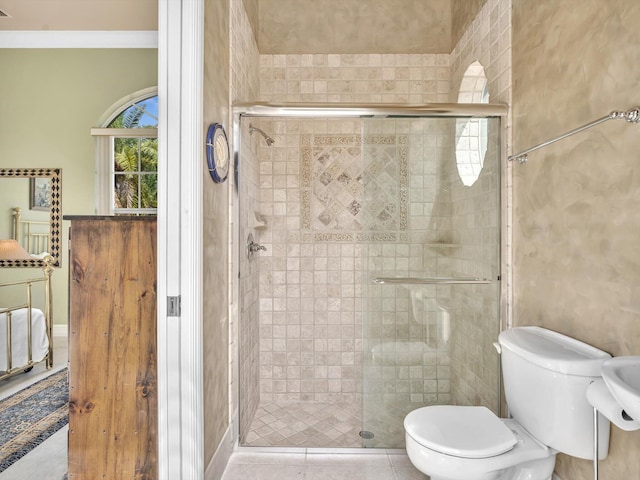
[498,326,611,460]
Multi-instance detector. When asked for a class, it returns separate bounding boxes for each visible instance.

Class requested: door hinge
[167,296,181,317]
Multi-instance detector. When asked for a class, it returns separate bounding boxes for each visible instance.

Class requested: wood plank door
[68,217,157,480]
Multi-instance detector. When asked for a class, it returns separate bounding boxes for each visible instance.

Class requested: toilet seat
[404,406,517,459]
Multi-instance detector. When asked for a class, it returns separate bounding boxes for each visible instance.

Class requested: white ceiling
[0,0,158,31]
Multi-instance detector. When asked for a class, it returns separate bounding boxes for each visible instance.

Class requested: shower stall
[234,103,505,449]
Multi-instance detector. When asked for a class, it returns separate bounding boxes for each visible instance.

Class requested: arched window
[92,87,158,214]
[455,62,489,187]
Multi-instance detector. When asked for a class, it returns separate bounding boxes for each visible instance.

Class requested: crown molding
[0,30,158,48]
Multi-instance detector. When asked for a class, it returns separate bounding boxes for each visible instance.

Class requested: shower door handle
[371,277,492,285]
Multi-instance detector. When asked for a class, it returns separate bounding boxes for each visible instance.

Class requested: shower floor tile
[243,399,410,448]
[243,401,363,448]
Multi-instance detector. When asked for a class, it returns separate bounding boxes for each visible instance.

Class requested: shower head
[249,124,275,146]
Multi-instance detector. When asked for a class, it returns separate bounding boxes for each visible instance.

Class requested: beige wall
[512,0,640,477]
[241,0,259,47]
[450,0,487,47]
[0,0,157,31]
[0,48,157,326]
[203,0,232,468]
[257,0,451,54]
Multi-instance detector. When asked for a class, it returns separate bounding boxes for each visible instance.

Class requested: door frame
[157,0,205,478]
[0,3,207,478]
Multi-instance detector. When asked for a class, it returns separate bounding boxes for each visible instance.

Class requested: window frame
[455,62,490,187]
[93,88,158,215]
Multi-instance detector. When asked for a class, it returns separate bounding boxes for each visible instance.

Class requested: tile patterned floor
[222,451,429,480]
[243,401,363,447]
[361,402,409,448]
[243,399,412,448]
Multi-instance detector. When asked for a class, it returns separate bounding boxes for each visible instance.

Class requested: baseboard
[204,424,234,480]
[53,325,68,337]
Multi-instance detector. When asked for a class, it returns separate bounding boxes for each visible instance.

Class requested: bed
[0,262,54,380]
[12,206,50,256]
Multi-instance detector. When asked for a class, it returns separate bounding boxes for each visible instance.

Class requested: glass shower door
[360,116,502,448]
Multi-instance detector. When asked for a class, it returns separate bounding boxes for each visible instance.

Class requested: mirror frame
[0,168,61,268]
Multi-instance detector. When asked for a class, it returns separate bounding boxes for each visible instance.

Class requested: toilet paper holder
[587,379,640,480]
[587,379,640,431]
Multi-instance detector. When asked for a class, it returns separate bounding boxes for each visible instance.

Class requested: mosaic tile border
[301,134,408,242]
[301,232,409,243]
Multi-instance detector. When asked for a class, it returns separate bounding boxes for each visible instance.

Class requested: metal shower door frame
[231,102,509,450]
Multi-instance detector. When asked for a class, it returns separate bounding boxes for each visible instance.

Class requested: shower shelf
[251,211,267,229]
[424,243,460,255]
[425,243,458,247]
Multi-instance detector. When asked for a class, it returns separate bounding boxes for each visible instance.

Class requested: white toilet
[404,326,612,480]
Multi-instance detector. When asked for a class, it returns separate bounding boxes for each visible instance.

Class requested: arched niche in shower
[455,61,489,186]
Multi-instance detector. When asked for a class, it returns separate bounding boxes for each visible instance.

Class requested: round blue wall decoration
[206,123,230,183]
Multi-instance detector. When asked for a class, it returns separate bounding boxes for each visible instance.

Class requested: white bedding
[0,307,49,372]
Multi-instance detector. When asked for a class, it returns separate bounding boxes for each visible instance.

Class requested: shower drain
[358,430,375,440]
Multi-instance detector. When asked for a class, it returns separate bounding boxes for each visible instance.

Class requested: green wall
[0,48,158,326]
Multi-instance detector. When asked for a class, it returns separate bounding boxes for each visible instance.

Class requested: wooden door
[67,217,157,480]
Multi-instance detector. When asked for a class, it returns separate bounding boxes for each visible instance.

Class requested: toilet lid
[404,406,517,458]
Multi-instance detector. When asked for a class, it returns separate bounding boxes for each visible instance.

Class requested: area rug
[0,369,68,472]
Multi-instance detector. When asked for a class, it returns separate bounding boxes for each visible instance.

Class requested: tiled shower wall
[448,0,511,411]
[231,0,261,443]
[359,118,459,445]
[235,0,512,444]
[237,126,262,442]
[435,117,502,411]
[259,53,450,104]
[253,116,459,422]
[255,55,453,411]
[254,117,366,404]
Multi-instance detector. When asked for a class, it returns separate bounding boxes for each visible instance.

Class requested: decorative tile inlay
[301,134,408,242]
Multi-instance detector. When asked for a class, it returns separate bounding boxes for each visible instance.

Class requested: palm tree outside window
[92,89,158,215]
[108,96,158,214]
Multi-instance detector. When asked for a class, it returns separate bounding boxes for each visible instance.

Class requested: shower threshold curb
[235,446,407,455]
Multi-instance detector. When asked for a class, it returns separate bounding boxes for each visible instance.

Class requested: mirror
[0,168,61,268]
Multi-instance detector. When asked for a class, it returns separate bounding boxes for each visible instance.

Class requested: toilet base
[426,457,555,480]
[496,457,555,480]
[405,420,556,480]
